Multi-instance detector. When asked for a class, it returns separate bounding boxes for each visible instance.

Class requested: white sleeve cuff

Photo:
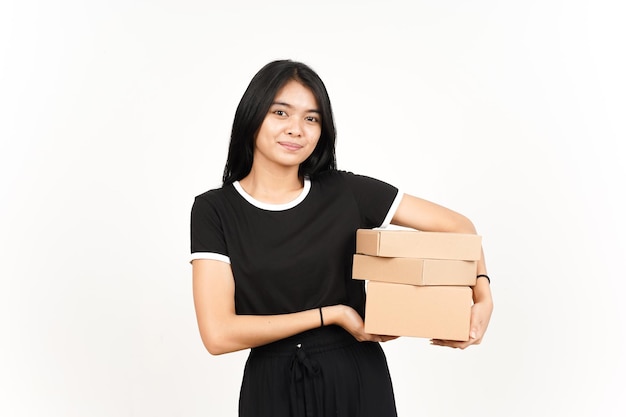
[189,252,231,264]
[380,190,404,227]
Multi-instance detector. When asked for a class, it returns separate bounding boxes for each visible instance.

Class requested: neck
[239,165,304,204]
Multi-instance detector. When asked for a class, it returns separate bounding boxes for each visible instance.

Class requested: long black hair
[222,60,337,186]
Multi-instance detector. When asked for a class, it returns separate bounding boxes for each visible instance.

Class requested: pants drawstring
[289,344,324,417]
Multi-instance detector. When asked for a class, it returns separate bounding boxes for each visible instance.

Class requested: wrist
[476,274,490,284]
[318,307,325,327]
[472,283,493,305]
[321,305,344,327]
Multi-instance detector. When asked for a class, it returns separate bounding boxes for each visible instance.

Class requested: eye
[274,110,287,116]
[305,116,320,123]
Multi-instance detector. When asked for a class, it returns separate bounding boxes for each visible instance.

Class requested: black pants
[239,325,397,417]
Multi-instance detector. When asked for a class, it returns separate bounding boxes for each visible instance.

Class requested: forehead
[273,80,319,108]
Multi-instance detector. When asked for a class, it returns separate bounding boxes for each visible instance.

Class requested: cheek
[256,117,278,138]
[308,126,322,143]
[309,136,321,154]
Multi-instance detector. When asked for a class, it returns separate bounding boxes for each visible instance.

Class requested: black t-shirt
[190,170,402,317]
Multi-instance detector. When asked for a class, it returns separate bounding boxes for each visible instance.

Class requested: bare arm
[391,194,493,348]
[192,259,388,355]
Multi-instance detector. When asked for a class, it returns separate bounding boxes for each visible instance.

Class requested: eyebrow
[272,101,321,114]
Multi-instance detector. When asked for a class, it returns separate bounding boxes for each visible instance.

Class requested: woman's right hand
[325,305,398,343]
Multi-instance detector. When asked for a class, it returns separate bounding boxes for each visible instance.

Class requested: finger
[359,333,381,343]
[380,335,400,342]
[430,339,462,348]
[431,337,475,349]
[468,309,486,338]
[469,324,486,342]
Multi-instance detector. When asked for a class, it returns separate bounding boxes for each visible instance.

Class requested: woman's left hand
[430,298,493,349]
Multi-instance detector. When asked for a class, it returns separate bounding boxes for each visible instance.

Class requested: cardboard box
[364,281,472,341]
[352,254,477,286]
[356,229,482,260]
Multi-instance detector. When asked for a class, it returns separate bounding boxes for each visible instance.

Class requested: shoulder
[192,185,236,213]
[312,170,395,190]
[194,184,237,202]
[311,169,360,184]
[309,170,352,194]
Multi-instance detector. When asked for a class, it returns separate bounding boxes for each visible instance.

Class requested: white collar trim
[233,178,311,211]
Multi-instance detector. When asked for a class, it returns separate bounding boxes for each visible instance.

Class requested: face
[252,80,322,173]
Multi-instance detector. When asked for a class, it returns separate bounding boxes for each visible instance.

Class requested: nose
[286,117,303,136]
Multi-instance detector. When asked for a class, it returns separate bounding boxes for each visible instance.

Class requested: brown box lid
[352,254,477,286]
[356,229,482,260]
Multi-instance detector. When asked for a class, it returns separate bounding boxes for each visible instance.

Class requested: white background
[1,1,625,416]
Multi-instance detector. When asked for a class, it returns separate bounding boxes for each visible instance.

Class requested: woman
[190,59,493,417]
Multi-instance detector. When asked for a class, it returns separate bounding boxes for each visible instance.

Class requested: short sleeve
[190,193,230,264]
[342,172,403,228]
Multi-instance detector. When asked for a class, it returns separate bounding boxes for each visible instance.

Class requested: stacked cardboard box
[352,229,482,341]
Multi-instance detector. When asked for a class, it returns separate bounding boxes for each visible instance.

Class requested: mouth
[278,141,303,151]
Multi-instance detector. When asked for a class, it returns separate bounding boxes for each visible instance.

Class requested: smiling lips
[278,141,303,151]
